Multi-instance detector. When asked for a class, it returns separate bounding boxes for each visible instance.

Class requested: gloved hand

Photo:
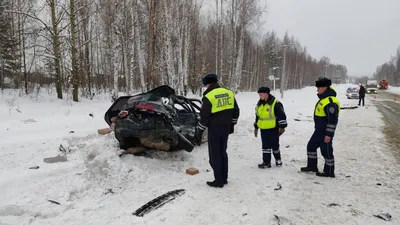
[194,128,204,146]
[279,128,285,136]
[230,123,234,134]
[253,123,259,137]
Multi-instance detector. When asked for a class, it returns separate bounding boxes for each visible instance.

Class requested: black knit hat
[315,77,332,87]
[202,73,218,85]
[257,87,270,94]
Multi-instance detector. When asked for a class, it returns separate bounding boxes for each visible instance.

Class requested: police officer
[301,77,340,178]
[254,87,287,168]
[194,73,240,188]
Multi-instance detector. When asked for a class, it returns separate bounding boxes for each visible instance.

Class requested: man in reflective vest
[253,87,287,168]
[301,77,340,178]
[194,73,240,188]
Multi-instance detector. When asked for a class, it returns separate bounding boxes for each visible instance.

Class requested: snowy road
[371,90,400,162]
[1,86,400,225]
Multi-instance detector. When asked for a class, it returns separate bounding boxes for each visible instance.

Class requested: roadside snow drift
[0,85,399,225]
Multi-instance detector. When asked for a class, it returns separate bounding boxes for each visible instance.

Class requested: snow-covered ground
[1,85,399,225]
[387,86,400,95]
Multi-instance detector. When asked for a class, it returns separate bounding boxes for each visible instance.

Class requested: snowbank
[0,85,399,225]
[386,86,400,95]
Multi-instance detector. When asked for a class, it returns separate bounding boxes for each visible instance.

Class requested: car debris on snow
[273,214,293,225]
[47,200,60,205]
[327,203,341,207]
[373,212,392,221]
[132,189,186,217]
[274,182,282,191]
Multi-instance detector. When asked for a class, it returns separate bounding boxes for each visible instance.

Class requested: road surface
[368,90,400,161]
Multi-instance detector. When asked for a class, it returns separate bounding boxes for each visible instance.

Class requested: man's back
[200,84,240,127]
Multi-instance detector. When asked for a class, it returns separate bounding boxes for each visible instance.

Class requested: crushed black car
[104,85,207,153]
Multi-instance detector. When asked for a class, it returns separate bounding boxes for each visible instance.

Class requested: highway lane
[369,90,400,162]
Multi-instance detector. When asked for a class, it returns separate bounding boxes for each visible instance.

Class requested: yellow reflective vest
[314,96,340,117]
[205,87,235,113]
[256,98,278,129]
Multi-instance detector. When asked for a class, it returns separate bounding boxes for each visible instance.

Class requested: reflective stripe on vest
[256,99,277,129]
[205,87,235,113]
[314,96,340,117]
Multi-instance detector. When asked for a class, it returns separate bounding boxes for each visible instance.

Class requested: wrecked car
[104,85,207,154]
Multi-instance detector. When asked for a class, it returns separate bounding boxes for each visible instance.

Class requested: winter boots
[258,160,282,169]
[316,172,335,178]
[258,162,271,168]
[300,167,335,178]
[300,167,319,172]
[206,181,224,188]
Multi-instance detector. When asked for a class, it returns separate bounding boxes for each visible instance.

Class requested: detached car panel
[104,85,206,153]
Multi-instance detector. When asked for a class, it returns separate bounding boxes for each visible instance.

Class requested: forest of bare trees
[0,0,348,101]
[373,46,400,86]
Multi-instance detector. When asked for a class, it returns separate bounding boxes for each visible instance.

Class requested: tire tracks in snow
[372,90,400,163]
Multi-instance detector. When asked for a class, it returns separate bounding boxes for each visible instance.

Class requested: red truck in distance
[379,80,388,89]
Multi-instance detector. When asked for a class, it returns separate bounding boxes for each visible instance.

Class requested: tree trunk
[49,0,63,99]
[134,0,145,92]
[70,0,79,102]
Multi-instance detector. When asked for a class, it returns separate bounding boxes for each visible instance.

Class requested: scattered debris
[340,106,358,110]
[274,183,282,191]
[89,113,94,117]
[47,200,60,205]
[327,203,341,207]
[133,189,185,217]
[373,212,392,221]
[186,167,199,175]
[29,166,39,170]
[294,118,312,122]
[104,189,115,195]
[285,145,290,148]
[43,155,67,163]
[273,214,292,225]
[376,183,382,186]
[59,144,67,153]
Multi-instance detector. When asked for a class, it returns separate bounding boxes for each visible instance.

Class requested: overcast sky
[263,0,400,77]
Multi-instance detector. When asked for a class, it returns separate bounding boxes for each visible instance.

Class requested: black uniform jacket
[197,84,240,131]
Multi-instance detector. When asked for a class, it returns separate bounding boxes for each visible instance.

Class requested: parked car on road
[346,87,359,99]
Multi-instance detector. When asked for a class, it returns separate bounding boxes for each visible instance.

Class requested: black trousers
[208,125,230,184]
[358,97,365,106]
[306,130,335,175]
[260,128,281,164]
